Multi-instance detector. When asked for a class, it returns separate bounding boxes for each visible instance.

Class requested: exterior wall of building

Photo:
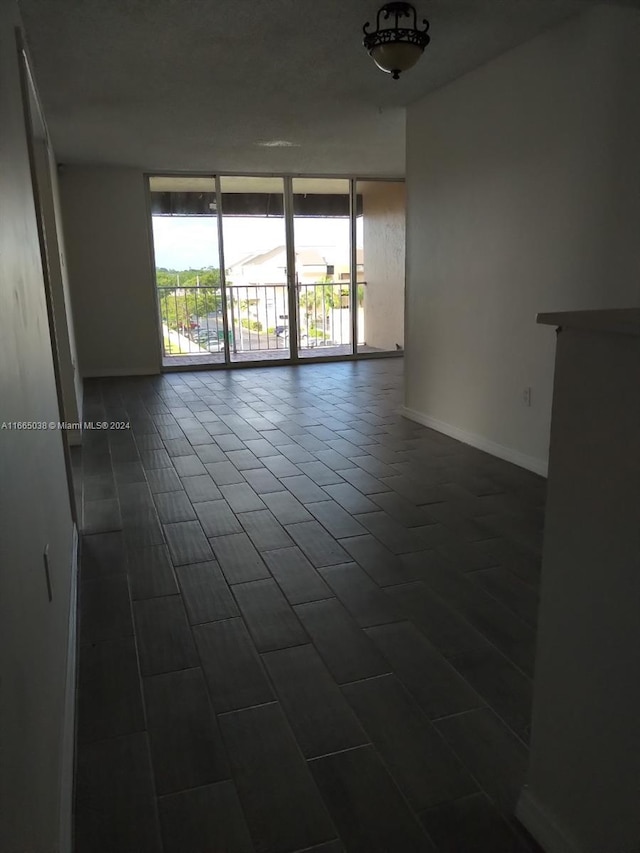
[360,181,406,351]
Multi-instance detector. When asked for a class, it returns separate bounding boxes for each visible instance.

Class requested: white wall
[361,181,406,351]
[60,166,161,377]
[0,4,76,851]
[404,4,640,475]
[518,316,640,853]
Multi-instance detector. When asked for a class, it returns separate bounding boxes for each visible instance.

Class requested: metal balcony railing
[157,283,359,358]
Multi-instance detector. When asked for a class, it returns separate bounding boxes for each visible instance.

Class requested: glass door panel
[355,180,406,354]
[149,176,226,367]
[219,176,290,363]
[291,178,352,358]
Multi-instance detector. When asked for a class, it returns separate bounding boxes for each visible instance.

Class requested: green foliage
[240,319,263,332]
[156,267,223,332]
[156,266,222,287]
[163,333,181,355]
[299,282,340,317]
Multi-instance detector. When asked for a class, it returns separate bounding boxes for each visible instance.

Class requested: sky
[152,215,363,271]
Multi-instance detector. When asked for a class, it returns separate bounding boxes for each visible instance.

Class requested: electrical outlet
[43,544,53,602]
[523,387,532,407]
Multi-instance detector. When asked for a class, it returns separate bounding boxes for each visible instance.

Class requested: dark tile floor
[75,359,545,853]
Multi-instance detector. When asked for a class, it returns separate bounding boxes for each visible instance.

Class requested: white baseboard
[400,406,548,477]
[81,366,160,378]
[516,788,582,853]
[58,526,79,853]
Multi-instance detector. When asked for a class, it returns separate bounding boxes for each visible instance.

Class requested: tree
[155,266,221,290]
[156,267,223,334]
[299,277,343,338]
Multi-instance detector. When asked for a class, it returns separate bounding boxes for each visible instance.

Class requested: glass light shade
[370,41,423,75]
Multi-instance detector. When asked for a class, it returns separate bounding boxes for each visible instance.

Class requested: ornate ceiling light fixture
[363,2,430,80]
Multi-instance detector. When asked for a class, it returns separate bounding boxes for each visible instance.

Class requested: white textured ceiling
[18,0,613,175]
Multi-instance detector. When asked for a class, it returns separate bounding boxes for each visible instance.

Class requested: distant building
[225,245,364,342]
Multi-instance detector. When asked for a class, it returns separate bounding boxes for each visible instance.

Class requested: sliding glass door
[291,178,353,358]
[149,176,226,366]
[148,175,405,368]
[219,177,291,363]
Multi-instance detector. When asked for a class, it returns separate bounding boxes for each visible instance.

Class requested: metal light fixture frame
[363,2,430,79]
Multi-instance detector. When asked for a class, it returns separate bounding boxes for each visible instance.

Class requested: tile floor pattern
[75,359,545,853]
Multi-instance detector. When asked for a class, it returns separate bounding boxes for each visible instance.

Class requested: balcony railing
[157,283,361,358]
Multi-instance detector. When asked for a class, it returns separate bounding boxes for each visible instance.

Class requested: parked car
[196,331,224,352]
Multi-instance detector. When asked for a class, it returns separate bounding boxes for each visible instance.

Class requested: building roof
[228,246,286,272]
[228,245,362,273]
[296,249,327,267]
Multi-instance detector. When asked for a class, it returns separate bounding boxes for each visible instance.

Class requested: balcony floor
[76,358,544,853]
[162,343,387,368]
